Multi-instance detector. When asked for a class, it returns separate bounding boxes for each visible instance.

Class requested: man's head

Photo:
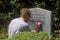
[20,8,31,21]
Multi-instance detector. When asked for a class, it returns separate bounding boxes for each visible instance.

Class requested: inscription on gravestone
[28,8,51,35]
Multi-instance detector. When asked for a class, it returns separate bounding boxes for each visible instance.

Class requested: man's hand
[33,22,41,32]
[35,22,41,28]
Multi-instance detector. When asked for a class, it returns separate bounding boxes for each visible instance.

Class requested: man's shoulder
[12,18,19,20]
[10,18,28,26]
[11,18,19,21]
[10,18,19,23]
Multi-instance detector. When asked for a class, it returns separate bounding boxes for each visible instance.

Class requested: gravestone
[28,8,51,35]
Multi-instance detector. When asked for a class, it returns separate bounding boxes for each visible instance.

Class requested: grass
[7,32,60,40]
[0,28,60,40]
[0,27,8,40]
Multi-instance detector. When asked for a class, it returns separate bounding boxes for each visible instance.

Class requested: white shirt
[8,17,30,38]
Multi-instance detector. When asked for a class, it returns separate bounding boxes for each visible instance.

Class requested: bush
[7,32,60,40]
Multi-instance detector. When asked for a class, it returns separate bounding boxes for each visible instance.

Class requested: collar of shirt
[19,17,25,22]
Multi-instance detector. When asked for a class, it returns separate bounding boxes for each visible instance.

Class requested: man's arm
[8,20,20,38]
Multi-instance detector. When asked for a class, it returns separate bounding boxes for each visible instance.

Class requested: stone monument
[28,8,51,35]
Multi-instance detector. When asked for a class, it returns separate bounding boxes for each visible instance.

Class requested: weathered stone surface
[28,8,51,35]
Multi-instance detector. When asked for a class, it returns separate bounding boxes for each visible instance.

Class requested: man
[8,8,41,38]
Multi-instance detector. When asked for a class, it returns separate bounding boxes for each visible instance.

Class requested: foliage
[0,27,8,40]
[7,32,60,40]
